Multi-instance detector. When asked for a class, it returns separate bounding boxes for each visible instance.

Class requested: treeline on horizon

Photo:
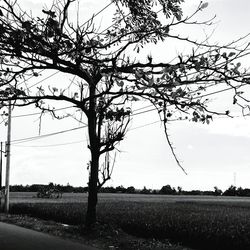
[5,183,250,197]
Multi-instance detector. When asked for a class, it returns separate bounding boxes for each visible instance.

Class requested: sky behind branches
[1,0,250,191]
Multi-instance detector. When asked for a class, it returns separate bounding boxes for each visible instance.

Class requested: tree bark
[85,149,99,227]
[85,82,100,228]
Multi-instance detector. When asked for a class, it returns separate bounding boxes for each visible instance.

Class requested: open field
[8,191,250,204]
[4,193,250,249]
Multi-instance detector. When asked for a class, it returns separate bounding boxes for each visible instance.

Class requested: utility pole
[0,142,2,210]
[4,101,12,213]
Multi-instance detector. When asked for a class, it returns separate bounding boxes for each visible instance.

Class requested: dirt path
[0,222,99,250]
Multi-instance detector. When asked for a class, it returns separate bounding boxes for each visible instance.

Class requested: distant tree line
[222,185,250,197]
[8,183,88,193]
[6,184,250,197]
[97,185,250,197]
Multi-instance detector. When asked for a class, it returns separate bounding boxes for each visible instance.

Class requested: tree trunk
[85,82,100,228]
[85,150,99,227]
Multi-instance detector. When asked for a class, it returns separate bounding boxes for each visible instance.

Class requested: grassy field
[8,191,250,204]
[4,192,250,250]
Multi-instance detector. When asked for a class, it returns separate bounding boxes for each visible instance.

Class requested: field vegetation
[9,183,250,197]
[2,193,250,250]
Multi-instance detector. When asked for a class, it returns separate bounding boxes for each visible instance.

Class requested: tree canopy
[0,0,249,226]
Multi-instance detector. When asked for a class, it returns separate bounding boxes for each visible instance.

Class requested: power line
[7,91,244,148]
[12,106,75,118]
[0,106,157,147]
[11,125,87,144]
[132,107,156,116]
[25,71,59,89]
[130,120,160,131]
[5,77,246,147]
[10,0,245,107]
[131,82,243,116]
[8,107,160,147]
[10,108,242,148]
[193,84,243,100]
[11,120,161,148]
[133,104,154,112]
[5,90,234,144]
[9,110,157,145]
[12,139,85,148]
[8,82,241,119]
[5,83,242,145]
[9,1,227,120]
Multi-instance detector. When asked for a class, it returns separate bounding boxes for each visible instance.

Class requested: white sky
[1,0,250,191]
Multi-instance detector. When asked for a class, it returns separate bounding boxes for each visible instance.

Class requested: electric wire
[8,84,244,148]
[6,79,242,119]
[4,83,243,145]
[1,79,244,146]
[8,80,244,119]
[11,125,87,145]
[8,1,247,107]
[2,3,248,146]
[129,120,160,131]
[10,109,241,148]
[8,1,235,120]
[11,120,162,148]
[12,139,85,148]
[9,108,156,145]
[12,105,75,118]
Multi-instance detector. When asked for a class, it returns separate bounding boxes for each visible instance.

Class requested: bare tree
[0,0,249,227]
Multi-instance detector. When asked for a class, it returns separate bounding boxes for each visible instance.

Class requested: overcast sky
[1,0,250,191]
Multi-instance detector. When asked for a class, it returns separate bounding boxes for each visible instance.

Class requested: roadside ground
[0,213,193,250]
